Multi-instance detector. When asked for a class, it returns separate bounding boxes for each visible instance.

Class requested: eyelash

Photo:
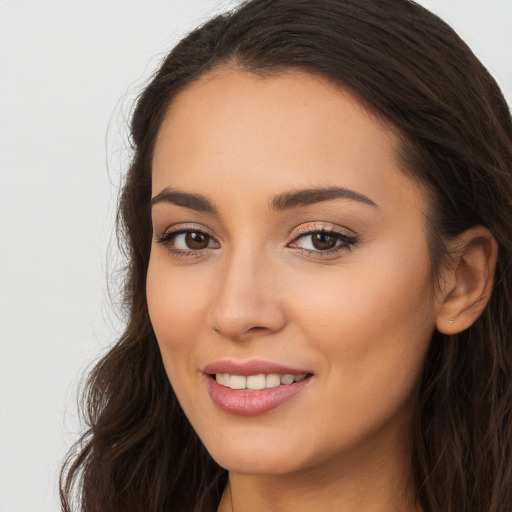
[289,226,359,257]
[155,226,219,258]
[155,225,359,259]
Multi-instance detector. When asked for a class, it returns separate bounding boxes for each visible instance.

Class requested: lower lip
[206,375,312,416]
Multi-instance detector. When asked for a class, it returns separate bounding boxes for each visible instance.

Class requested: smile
[214,372,308,390]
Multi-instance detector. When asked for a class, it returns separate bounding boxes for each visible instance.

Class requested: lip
[203,359,310,377]
[203,359,313,416]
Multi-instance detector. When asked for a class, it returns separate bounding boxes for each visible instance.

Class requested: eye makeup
[155,222,360,260]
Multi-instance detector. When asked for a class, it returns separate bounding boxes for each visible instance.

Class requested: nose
[208,248,287,342]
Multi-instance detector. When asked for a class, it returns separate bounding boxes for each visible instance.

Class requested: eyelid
[287,222,360,257]
[155,223,218,241]
[290,222,357,239]
[154,221,359,259]
[155,223,221,257]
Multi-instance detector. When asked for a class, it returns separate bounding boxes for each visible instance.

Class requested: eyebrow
[150,188,218,213]
[150,185,377,213]
[271,186,378,210]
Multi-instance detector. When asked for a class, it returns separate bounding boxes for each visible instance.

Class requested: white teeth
[280,374,295,385]
[215,372,309,390]
[265,373,281,388]
[246,374,266,390]
[216,373,230,386]
[230,375,247,389]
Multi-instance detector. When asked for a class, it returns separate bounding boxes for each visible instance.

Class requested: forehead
[151,67,426,217]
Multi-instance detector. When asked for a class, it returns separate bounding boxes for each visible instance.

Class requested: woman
[60,0,512,511]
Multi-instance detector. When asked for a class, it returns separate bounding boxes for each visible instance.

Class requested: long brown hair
[60,1,512,510]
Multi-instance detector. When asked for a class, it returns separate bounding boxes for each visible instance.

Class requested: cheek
[146,254,210,382]
[283,238,436,416]
[288,250,434,340]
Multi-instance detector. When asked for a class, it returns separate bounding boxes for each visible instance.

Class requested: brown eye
[185,231,211,250]
[311,233,337,250]
[156,229,219,253]
[289,228,358,255]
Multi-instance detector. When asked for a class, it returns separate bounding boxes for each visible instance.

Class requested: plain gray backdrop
[0,1,511,510]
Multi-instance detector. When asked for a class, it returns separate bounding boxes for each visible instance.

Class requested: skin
[147,68,450,512]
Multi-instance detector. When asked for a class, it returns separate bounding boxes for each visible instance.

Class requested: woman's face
[147,68,441,476]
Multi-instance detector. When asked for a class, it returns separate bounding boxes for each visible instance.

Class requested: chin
[202,431,312,475]
[214,451,305,476]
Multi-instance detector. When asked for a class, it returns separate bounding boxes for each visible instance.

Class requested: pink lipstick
[203,360,313,416]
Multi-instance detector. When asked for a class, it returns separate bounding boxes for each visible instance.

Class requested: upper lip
[203,359,312,377]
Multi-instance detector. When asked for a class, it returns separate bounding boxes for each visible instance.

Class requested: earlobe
[436,226,498,335]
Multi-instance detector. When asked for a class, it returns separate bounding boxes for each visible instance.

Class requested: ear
[436,226,498,334]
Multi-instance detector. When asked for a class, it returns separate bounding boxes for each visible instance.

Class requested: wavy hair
[60,1,512,510]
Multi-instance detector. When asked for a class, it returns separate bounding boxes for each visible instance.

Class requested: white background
[0,1,510,511]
